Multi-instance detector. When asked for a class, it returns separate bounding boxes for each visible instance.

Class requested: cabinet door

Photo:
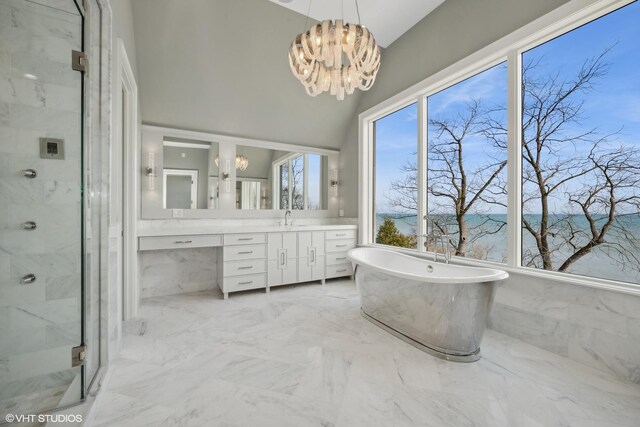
[283,258,298,284]
[312,231,325,255]
[298,258,312,282]
[298,232,311,258]
[268,260,283,286]
[312,255,325,281]
[283,232,297,254]
[268,233,281,260]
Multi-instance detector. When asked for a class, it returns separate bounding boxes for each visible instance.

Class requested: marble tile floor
[92,280,640,427]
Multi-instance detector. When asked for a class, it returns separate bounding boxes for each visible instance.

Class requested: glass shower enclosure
[0,0,95,419]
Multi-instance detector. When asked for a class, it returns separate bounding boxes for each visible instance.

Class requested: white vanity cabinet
[298,231,326,283]
[267,232,298,287]
[139,225,357,299]
[218,233,268,299]
[325,229,357,279]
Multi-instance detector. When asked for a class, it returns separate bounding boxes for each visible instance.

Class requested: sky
[374,0,640,215]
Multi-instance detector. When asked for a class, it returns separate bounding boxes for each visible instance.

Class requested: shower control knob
[20,274,36,285]
[21,221,37,230]
[21,169,37,178]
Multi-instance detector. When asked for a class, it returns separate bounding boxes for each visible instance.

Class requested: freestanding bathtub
[347,247,509,362]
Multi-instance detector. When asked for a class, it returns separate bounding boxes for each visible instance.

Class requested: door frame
[163,169,199,209]
[115,38,139,321]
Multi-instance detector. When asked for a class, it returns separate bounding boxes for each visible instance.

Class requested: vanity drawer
[223,244,267,261]
[326,239,356,253]
[224,233,267,245]
[222,273,267,293]
[326,229,357,240]
[223,259,267,277]
[326,264,353,279]
[326,253,350,266]
[139,234,222,251]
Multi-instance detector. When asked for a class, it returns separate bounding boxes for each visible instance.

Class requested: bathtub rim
[348,247,509,284]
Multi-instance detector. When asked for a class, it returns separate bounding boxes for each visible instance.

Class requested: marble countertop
[137,223,358,237]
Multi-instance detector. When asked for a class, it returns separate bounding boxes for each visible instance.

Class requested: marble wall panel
[490,272,640,384]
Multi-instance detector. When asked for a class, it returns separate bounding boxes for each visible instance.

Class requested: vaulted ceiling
[268,0,445,48]
[130,0,444,149]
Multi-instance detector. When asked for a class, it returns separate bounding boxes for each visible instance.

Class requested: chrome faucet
[423,218,451,264]
[284,210,292,226]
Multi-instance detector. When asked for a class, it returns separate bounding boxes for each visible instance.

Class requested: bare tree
[291,156,304,209]
[388,100,508,258]
[520,48,640,273]
[387,47,640,275]
[279,156,305,210]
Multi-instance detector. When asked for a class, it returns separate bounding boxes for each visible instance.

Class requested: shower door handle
[20,274,36,285]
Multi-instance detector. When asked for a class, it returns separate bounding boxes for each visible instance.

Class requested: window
[274,153,327,210]
[373,103,418,249]
[363,0,640,289]
[279,162,289,210]
[307,154,322,210]
[521,1,640,283]
[427,63,508,262]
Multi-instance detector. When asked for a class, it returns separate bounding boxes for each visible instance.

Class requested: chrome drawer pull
[21,169,37,178]
[238,251,254,255]
[21,221,37,230]
[336,244,347,248]
[238,237,254,241]
[21,274,36,284]
[174,240,193,244]
[238,281,254,285]
[336,257,346,260]
[337,269,347,273]
[336,233,346,236]
[238,266,254,270]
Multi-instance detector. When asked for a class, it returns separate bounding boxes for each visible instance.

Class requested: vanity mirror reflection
[235,146,329,211]
[141,125,339,218]
[162,138,219,209]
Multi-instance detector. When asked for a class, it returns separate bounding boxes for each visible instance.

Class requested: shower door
[0,0,85,419]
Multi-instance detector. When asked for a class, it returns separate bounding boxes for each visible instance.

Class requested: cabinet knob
[20,274,36,285]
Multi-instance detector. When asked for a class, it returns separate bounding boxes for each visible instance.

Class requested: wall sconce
[221,159,231,192]
[330,169,339,197]
[145,152,157,190]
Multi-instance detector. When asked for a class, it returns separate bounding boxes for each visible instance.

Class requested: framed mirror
[141,126,339,218]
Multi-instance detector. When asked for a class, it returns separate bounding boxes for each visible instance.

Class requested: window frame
[359,0,640,296]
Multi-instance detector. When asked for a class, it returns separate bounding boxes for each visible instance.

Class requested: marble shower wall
[0,0,83,401]
[140,248,218,298]
[489,272,640,384]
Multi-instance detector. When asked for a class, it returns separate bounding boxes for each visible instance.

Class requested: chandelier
[288,1,381,101]
[214,155,249,171]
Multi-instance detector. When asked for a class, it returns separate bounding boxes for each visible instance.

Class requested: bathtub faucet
[425,219,451,264]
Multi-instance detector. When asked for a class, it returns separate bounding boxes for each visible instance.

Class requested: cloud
[428,64,507,115]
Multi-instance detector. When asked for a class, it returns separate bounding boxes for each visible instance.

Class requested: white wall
[130,0,361,150]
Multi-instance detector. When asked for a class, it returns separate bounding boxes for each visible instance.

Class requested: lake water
[375,213,640,284]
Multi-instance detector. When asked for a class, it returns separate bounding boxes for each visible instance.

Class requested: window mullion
[507,49,522,269]
[417,95,428,253]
